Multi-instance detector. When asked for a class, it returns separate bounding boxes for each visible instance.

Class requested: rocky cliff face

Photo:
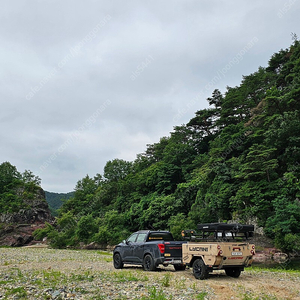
[0,187,54,247]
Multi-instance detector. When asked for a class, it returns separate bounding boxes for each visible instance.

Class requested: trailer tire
[193,258,209,280]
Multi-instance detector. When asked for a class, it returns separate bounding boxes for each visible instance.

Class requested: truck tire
[193,258,209,280]
[143,254,156,271]
[174,264,186,271]
[113,253,124,269]
[225,267,241,278]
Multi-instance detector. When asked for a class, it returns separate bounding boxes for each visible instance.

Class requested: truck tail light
[158,244,165,254]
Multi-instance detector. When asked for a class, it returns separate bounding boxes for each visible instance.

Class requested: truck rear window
[147,232,174,241]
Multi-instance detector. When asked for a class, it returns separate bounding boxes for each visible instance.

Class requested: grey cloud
[1,0,299,192]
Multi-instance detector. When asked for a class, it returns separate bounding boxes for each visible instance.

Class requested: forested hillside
[45,191,74,216]
[37,40,300,252]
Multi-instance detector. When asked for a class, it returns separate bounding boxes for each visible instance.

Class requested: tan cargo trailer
[182,223,255,279]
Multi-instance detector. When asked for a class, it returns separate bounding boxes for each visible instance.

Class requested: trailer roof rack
[182,223,254,242]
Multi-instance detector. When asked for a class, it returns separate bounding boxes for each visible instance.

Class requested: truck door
[131,233,147,263]
[123,233,138,262]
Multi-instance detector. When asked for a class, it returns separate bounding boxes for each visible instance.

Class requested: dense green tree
[0,162,41,213]
[187,108,219,136]
[240,144,278,182]
[22,170,41,186]
[0,162,21,192]
[167,213,195,240]
[75,214,98,242]
[59,174,101,215]
[104,159,133,182]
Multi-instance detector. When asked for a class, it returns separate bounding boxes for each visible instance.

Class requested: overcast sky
[1,0,299,192]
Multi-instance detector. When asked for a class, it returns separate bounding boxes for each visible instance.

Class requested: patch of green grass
[90,295,106,300]
[239,287,278,300]
[161,273,171,287]
[112,271,140,282]
[43,270,64,280]
[74,287,90,294]
[247,265,300,275]
[174,277,186,289]
[96,251,112,256]
[242,293,256,300]
[190,282,197,290]
[41,269,68,287]
[5,286,27,298]
[258,294,277,300]
[140,286,173,300]
[8,267,24,280]
[196,291,208,300]
[31,278,43,286]
[104,257,113,263]
[109,270,148,283]
[70,271,94,282]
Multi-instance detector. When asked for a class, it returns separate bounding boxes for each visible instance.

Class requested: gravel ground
[0,247,300,300]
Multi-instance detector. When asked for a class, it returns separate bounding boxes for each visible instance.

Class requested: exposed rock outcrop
[0,187,54,247]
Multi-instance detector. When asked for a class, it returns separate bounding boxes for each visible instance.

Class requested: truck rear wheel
[113,253,124,269]
[225,267,241,278]
[143,254,156,271]
[193,258,209,280]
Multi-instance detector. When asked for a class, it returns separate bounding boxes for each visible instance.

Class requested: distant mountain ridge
[45,191,74,214]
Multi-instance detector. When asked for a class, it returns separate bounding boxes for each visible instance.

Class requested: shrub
[33,223,54,241]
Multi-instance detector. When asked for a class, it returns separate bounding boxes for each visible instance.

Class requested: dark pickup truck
[113,230,186,271]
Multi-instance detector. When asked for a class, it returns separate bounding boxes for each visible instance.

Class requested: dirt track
[0,247,299,299]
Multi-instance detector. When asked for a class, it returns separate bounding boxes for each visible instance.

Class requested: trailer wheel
[193,258,209,280]
[225,267,241,278]
[143,254,156,271]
